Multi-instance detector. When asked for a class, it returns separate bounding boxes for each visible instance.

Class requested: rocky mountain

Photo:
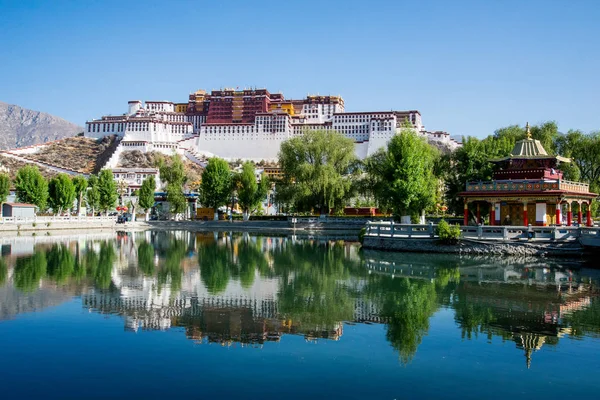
[0,101,83,150]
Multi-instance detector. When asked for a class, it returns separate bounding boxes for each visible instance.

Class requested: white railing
[288,216,390,225]
[364,221,598,242]
[1,215,116,224]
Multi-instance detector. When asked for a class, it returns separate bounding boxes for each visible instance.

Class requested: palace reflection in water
[1,231,599,369]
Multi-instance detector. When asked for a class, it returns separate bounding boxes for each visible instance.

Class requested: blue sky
[1,0,599,138]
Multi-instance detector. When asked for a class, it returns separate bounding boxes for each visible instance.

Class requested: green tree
[158,154,186,186]
[86,175,100,216]
[14,165,48,210]
[200,157,232,219]
[555,130,600,193]
[159,155,188,219]
[167,183,187,217]
[97,169,117,214]
[138,175,156,221]
[365,126,438,219]
[278,129,356,214]
[72,175,88,215]
[0,172,10,217]
[237,162,269,220]
[48,173,76,214]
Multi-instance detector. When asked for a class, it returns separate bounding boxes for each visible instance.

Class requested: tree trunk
[145,211,149,222]
[243,210,249,221]
[214,212,219,221]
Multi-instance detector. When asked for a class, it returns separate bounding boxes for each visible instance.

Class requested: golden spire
[526,122,532,140]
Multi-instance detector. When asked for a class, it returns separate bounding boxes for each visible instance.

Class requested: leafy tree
[159,155,188,219]
[0,173,10,217]
[278,129,356,214]
[555,130,600,193]
[14,165,48,210]
[237,162,269,220]
[72,175,87,215]
[97,169,117,214]
[158,154,186,186]
[48,173,76,214]
[365,126,438,218]
[167,183,187,217]
[138,175,156,221]
[86,175,100,216]
[200,157,232,219]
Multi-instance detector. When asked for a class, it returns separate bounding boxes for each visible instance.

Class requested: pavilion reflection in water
[364,251,599,368]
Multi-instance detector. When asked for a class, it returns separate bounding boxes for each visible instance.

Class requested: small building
[111,168,161,196]
[2,202,37,218]
[459,124,597,226]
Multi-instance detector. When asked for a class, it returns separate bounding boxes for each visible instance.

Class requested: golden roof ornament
[526,122,532,140]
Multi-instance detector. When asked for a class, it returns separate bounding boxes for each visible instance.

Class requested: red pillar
[476,203,481,225]
[567,203,572,226]
[556,203,561,226]
[490,205,495,226]
[463,202,469,226]
[523,203,528,226]
[587,202,592,227]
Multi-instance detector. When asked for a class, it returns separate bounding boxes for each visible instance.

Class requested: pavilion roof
[490,123,571,163]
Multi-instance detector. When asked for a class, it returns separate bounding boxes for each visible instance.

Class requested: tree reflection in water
[1,232,599,367]
[0,258,7,286]
[13,251,47,292]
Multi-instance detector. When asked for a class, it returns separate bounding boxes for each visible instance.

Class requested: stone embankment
[361,236,584,257]
[0,217,116,234]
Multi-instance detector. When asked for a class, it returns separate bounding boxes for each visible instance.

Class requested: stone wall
[362,236,584,257]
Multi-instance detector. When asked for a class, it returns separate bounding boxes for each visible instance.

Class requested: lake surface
[1,231,599,399]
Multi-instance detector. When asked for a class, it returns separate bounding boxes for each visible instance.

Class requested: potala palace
[85,87,460,167]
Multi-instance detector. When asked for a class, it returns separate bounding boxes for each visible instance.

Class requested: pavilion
[459,124,597,227]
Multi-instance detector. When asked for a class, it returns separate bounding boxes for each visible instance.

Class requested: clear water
[1,231,599,399]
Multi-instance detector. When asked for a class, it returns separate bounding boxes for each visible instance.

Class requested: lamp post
[117,178,128,215]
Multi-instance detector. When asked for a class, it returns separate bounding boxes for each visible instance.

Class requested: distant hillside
[0,101,83,150]
[118,150,204,187]
[0,135,119,177]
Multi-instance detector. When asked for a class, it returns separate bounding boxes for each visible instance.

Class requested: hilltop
[0,101,83,150]
[0,135,119,179]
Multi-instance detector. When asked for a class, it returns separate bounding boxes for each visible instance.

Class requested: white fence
[365,221,598,242]
[1,215,116,224]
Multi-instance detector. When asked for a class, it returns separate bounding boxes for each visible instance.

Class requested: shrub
[358,227,366,245]
[437,219,461,244]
